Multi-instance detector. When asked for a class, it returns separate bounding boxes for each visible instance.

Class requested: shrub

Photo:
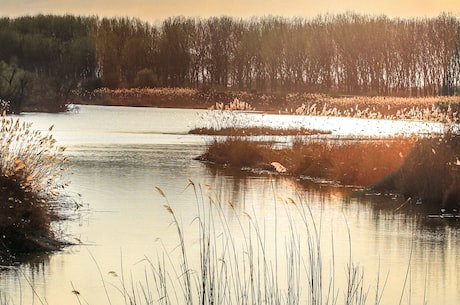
[0,116,70,260]
[197,137,415,187]
[374,133,460,211]
[196,137,270,168]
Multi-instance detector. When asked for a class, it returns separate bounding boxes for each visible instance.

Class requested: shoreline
[67,88,460,122]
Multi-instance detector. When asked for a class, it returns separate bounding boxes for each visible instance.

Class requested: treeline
[93,13,460,96]
[0,13,459,112]
[0,15,97,112]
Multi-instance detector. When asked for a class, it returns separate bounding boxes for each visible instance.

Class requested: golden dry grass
[292,94,460,123]
[74,88,460,123]
[0,116,69,258]
[198,133,460,210]
[197,137,416,187]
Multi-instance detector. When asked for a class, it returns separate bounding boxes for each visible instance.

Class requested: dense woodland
[0,13,459,112]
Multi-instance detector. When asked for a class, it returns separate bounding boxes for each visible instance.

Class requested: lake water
[0,105,458,305]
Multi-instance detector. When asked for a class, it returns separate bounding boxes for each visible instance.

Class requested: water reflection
[0,106,459,305]
[1,164,460,304]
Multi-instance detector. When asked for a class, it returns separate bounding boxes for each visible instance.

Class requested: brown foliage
[0,117,69,259]
[197,137,415,187]
[199,134,460,209]
[376,133,460,209]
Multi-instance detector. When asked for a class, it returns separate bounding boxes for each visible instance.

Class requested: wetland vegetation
[1,10,460,305]
[192,101,460,213]
[1,13,460,113]
[196,134,460,212]
[0,105,457,305]
[0,116,70,262]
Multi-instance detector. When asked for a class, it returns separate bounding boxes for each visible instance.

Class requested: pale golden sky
[2,0,460,23]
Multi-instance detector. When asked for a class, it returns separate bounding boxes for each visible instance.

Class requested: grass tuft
[0,115,70,261]
[197,133,460,210]
[373,132,460,211]
[197,137,415,187]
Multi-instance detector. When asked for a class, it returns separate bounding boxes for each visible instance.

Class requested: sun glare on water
[244,112,445,138]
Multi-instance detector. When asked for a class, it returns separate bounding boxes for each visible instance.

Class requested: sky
[1,0,460,23]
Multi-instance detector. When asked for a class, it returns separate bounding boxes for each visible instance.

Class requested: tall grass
[293,94,460,123]
[0,116,70,260]
[373,131,460,211]
[69,182,418,305]
[0,100,9,114]
[198,132,460,210]
[197,137,415,187]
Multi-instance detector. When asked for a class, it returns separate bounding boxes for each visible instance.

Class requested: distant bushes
[0,116,70,260]
[0,15,98,113]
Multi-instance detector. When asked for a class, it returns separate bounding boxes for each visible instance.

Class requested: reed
[0,100,9,114]
[196,137,270,167]
[293,94,460,123]
[0,116,70,260]
[372,131,460,211]
[197,137,415,187]
[209,98,255,111]
[68,183,421,305]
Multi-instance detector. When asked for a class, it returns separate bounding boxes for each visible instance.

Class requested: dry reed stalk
[0,115,70,257]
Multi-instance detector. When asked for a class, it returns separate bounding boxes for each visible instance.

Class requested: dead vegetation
[0,116,70,261]
[197,133,460,212]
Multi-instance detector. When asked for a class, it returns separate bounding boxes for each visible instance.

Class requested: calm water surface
[0,105,458,305]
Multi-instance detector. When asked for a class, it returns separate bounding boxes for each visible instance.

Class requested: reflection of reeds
[0,116,70,258]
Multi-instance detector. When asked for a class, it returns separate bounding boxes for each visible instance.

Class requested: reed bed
[0,116,70,260]
[71,88,262,109]
[190,126,329,136]
[197,132,460,210]
[69,183,419,305]
[190,107,331,137]
[197,137,415,187]
[73,88,460,123]
[373,132,460,211]
[293,94,460,123]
